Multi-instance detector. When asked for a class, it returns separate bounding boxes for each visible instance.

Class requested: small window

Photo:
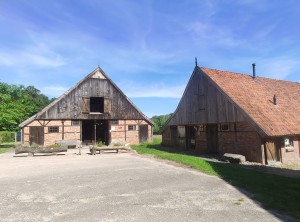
[111,120,119,125]
[71,120,80,126]
[283,138,293,147]
[198,125,205,132]
[128,125,136,131]
[49,127,59,133]
[220,123,229,131]
[90,97,104,113]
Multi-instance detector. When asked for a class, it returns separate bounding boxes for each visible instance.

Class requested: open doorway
[186,126,196,149]
[82,120,109,145]
[207,124,218,154]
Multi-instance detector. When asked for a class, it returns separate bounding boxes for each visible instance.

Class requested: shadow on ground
[140,143,300,222]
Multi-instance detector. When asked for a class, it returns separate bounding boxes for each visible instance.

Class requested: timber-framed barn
[160,65,300,165]
[19,67,153,146]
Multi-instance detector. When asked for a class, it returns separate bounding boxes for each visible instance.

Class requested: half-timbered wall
[23,120,80,146]
[110,120,152,144]
[23,119,152,146]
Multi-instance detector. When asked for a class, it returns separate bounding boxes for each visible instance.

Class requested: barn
[19,67,153,146]
[160,64,300,165]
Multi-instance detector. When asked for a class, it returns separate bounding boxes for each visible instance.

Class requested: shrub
[96,141,104,147]
[0,131,15,143]
[113,143,123,147]
[47,144,61,149]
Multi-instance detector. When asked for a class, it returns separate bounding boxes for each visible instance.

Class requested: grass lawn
[0,143,16,154]
[132,138,300,221]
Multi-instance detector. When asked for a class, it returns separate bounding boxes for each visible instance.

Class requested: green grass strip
[0,143,15,154]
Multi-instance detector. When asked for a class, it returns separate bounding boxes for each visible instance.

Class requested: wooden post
[94,121,97,145]
[124,120,127,141]
[78,144,82,155]
[62,120,65,140]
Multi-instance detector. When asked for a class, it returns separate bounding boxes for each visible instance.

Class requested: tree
[0,81,54,131]
[151,114,172,134]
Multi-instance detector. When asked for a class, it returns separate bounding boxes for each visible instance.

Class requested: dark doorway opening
[139,125,148,143]
[170,126,178,147]
[29,126,44,145]
[82,120,109,145]
[186,126,196,149]
[207,124,218,153]
[90,97,104,113]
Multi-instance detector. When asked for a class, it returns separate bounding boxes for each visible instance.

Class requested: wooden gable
[19,67,153,126]
[167,68,246,126]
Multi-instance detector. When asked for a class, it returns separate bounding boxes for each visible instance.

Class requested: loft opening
[90,97,104,113]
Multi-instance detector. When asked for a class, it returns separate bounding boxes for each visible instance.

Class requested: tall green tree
[151,114,172,134]
[0,81,54,131]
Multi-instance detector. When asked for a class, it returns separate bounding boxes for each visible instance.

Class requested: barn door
[266,140,280,162]
[29,126,44,146]
[207,124,218,153]
[82,97,90,114]
[186,126,196,149]
[139,125,148,143]
[170,126,177,147]
[104,98,111,113]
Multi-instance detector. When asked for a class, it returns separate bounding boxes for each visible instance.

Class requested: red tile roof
[201,67,300,137]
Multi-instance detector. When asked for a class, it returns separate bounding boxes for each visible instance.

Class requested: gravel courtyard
[0,149,285,222]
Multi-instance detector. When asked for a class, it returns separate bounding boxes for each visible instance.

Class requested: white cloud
[0,46,66,68]
[119,82,186,98]
[42,86,69,98]
[186,21,241,47]
[258,57,300,80]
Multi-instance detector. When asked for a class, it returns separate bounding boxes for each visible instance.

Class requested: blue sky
[0,0,300,117]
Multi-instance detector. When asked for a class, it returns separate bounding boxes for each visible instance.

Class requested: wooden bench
[55,139,81,149]
[89,146,130,155]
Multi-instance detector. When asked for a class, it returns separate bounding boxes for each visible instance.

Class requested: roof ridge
[200,66,299,84]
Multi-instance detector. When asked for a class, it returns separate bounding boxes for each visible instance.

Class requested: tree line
[0,81,55,131]
[151,113,172,134]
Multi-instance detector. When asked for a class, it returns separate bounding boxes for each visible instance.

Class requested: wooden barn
[19,67,153,146]
[160,65,300,165]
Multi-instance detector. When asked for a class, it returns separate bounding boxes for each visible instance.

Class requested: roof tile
[201,67,300,137]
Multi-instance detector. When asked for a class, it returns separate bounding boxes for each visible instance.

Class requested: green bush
[96,141,104,147]
[47,144,61,149]
[0,131,15,143]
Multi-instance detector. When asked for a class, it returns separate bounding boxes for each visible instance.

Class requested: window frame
[128,125,136,131]
[283,137,294,147]
[90,97,104,113]
[111,120,119,125]
[71,120,80,126]
[220,123,230,131]
[48,126,59,133]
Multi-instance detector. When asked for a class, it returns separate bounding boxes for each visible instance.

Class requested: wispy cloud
[186,21,241,48]
[41,86,69,98]
[0,43,66,68]
[258,57,300,80]
[119,81,186,98]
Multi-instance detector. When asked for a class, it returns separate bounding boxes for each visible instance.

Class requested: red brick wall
[279,137,300,164]
[218,122,263,163]
[110,120,152,144]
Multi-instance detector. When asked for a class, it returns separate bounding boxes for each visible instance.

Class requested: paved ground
[0,149,286,222]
